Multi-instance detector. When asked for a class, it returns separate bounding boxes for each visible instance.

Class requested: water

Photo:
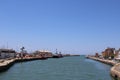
[0,56,114,80]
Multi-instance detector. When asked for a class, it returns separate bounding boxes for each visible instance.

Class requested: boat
[52,54,63,58]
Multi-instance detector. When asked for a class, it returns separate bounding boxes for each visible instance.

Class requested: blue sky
[0,0,120,54]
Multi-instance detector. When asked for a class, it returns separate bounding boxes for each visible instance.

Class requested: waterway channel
[0,56,114,80]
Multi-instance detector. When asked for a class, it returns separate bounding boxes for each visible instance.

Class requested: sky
[0,0,120,54]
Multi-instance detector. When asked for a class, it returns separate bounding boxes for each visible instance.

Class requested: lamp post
[20,47,25,59]
[56,49,58,54]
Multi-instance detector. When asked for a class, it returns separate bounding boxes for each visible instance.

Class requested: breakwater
[87,56,120,80]
[0,57,47,72]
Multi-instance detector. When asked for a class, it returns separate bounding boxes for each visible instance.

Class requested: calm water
[0,56,114,80]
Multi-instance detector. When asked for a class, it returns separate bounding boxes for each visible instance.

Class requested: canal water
[0,56,114,80]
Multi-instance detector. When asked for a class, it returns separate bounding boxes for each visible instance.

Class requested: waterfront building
[34,50,53,58]
[16,52,29,58]
[114,48,120,60]
[102,48,115,59]
[95,53,99,57]
[0,49,16,59]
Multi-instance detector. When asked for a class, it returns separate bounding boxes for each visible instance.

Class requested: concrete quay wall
[87,57,116,66]
[0,59,15,72]
[0,57,47,72]
[88,56,120,80]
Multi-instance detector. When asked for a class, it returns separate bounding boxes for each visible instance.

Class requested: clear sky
[0,0,120,54]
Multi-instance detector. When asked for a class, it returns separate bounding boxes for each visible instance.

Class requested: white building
[114,49,120,62]
[0,49,16,59]
[34,50,53,58]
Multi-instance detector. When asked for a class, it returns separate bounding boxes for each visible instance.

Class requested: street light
[20,47,25,59]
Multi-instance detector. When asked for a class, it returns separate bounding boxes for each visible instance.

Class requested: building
[0,49,16,59]
[102,48,115,59]
[34,50,53,58]
[114,48,120,60]
[95,53,99,57]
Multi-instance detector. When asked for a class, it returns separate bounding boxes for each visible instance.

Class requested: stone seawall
[87,56,120,80]
[111,63,120,80]
[0,57,47,72]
